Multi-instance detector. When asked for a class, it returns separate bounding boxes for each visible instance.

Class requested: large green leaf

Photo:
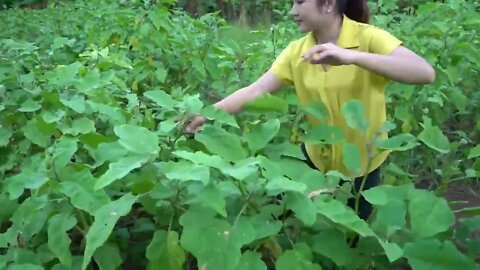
[404,239,477,270]
[375,133,420,151]
[304,124,345,144]
[265,176,307,196]
[114,124,160,155]
[48,213,77,268]
[311,229,360,267]
[94,155,149,190]
[195,125,247,162]
[52,136,78,170]
[93,244,123,270]
[185,184,227,217]
[341,100,369,133]
[82,193,137,270]
[6,154,49,199]
[245,119,281,153]
[144,90,176,111]
[408,189,455,238]
[179,207,256,270]
[0,127,12,146]
[146,230,185,270]
[201,105,239,128]
[162,161,210,185]
[275,249,322,270]
[21,117,54,148]
[342,143,362,175]
[11,196,52,243]
[468,145,480,159]
[418,117,450,153]
[235,251,267,270]
[285,193,317,226]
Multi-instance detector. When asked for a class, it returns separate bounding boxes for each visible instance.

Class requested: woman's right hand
[184,115,206,134]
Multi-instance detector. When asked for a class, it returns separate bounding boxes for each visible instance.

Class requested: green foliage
[0,0,479,269]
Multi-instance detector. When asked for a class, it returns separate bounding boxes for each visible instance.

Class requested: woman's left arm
[352,46,436,85]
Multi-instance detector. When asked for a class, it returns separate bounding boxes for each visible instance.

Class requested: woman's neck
[313,15,343,45]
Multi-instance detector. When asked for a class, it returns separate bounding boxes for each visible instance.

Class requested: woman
[184,0,435,221]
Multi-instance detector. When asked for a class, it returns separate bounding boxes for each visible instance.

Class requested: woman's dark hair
[317,0,370,23]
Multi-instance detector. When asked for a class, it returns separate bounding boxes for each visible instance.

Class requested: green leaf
[196,125,247,162]
[186,184,227,217]
[48,213,77,268]
[146,230,185,270]
[315,199,375,237]
[311,229,358,267]
[92,141,128,165]
[94,155,149,190]
[18,98,41,112]
[408,189,455,238]
[182,94,204,114]
[341,100,369,133]
[275,249,322,270]
[114,124,160,155]
[163,161,210,185]
[93,244,123,270]
[235,251,267,270]
[179,207,256,270]
[172,151,228,169]
[249,212,282,240]
[221,158,259,181]
[245,119,280,152]
[0,128,12,146]
[285,193,317,226]
[192,58,206,78]
[6,154,49,199]
[304,124,344,144]
[404,239,477,270]
[22,118,53,148]
[144,90,176,111]
[244,93,289,113]
[8,264,44,270]
[342,143,362,175]
[375,133,420,151]
[12,196,51,242]
[201,105,239,128]
[82,193,137,270]
[52,136,78,170]
[418,117,450,153]
[265,177,307,196]
[61,118,95,135]
[468,145,480,159]
[59,168,111,215]
[302,101,329,122]
[155,67,168,83]
[60,94,86,113]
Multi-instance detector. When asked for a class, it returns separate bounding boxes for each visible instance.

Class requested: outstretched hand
[302,43,359,66]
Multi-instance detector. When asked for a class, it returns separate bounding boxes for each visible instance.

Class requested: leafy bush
[0,0,479,269]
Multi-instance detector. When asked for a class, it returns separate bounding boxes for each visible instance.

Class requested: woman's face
[290,0,335,33]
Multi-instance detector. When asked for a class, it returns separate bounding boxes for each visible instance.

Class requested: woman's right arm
[185,69,283,133]
[214,69,283,113]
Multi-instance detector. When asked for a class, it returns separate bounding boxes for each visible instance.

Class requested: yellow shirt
[271,15,402,178]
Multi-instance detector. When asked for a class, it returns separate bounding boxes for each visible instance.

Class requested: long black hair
[317,0,370,23]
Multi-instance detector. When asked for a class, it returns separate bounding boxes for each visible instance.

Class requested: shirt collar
[306,15,360,49]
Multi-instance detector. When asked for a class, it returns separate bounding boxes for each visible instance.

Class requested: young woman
[184,0,435,221]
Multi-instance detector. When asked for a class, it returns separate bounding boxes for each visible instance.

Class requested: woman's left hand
[302,43,359,66]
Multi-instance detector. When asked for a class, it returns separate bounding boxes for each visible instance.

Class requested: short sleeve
[368,27,403,55]
[270,43,294,85]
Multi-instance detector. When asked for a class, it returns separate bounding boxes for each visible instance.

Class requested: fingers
[309,51,331,64]
[302,43,332,61]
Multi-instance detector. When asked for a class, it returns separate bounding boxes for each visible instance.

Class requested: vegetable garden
[0,0,479,269]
